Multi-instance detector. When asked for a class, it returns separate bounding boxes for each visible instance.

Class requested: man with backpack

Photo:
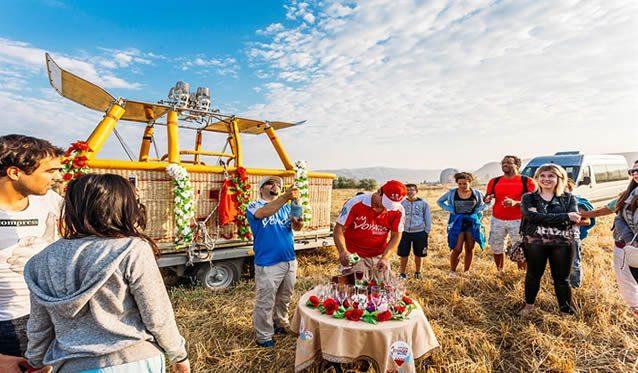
[484,155,537,271]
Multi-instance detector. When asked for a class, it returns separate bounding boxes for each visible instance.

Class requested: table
[291,289,440,372]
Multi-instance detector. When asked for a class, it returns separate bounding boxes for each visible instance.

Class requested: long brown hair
[615,161,638,213]
[61,173,159,256]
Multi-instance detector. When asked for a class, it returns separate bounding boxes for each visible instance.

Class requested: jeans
[0,314,28,356]
[523,243,574,312]
[569,242,582,288]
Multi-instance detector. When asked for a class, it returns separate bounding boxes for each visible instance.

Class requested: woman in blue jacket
[437,172,487,275]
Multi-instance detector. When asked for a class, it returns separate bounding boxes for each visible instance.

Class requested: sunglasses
[628,168,638,175]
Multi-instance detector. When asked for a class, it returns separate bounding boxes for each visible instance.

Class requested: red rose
[345,308,364,321]
[62,173,73,181]
[342,299,350,308]
[74,172,84,179]
[244,184,251,190]
[73,155,88,168]
[376,310,392,322]
[64,149,73,157]
[402,296,413,305]
[323,298,339,315]
[72,141,90,152]
[394,305,406,314]
[368,280,377,287]
[308,296,320,308]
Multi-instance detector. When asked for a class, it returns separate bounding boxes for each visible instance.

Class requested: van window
[522,166,580,182]
[592,165,608,183]
[592,164,629,183]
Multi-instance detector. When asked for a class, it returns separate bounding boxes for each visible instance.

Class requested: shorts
[460,220,473,232]
[0,314,28,356]
[398,231,428,257]
[488,217,521,255]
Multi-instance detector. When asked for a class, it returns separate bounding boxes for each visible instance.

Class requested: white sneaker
[449,271,457,278]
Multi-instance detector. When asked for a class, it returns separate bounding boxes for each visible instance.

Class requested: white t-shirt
[0,190,62,320]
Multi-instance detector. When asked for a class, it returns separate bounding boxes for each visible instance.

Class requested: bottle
[291,199,303,219]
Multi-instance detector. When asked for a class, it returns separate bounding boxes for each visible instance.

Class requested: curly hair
[454,172,474,183]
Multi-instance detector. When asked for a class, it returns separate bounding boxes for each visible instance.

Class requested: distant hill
[321,152,638,185]
[318,167,441,184]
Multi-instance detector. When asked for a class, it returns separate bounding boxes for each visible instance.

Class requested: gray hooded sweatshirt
[23,237,187,372]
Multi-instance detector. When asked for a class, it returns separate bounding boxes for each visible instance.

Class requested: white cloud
[245,0,638,170]
[257,23,285,35]
[179,56,240,77]
[0,38,143,89]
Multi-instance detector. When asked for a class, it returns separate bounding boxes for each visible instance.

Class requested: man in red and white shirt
[334,180,407,280]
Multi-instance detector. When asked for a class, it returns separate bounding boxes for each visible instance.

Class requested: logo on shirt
[353,216,389,234]
[0,219,38,227]
[261,214,290,228]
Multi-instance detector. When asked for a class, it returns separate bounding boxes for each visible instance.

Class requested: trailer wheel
[196,259,242,289]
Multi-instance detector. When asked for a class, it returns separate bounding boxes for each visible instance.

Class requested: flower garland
[294,160,312,223]
[230,167,252,241]
[61,141,92,182]
[306,294,416,324]
[166,164,195,249]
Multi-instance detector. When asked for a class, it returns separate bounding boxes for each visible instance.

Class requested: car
[521,151,629,206]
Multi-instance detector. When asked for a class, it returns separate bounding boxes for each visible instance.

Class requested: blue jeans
[569,242,582,288]
[0,314,28,356]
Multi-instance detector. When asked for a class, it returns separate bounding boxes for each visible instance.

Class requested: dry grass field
[169,186,638,372]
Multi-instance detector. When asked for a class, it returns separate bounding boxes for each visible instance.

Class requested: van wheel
[196,259,242,289]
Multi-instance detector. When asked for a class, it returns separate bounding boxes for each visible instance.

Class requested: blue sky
[1,0,637,171]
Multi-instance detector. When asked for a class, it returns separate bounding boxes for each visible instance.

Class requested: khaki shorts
[488,217,521,255]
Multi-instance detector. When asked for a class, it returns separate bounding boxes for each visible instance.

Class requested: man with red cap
[334,180,407,280]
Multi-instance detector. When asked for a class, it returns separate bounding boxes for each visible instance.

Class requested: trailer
[44,53,335,289]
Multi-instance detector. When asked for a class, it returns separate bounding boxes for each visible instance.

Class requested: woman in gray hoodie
[24,174,190,373]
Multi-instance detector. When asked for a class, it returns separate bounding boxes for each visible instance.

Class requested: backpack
[488,175,531,196]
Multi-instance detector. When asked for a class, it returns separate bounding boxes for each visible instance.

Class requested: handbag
[621,233,638,269]
[507,240,526,263]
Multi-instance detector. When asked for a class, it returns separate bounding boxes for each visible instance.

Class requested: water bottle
[291,199,303,219]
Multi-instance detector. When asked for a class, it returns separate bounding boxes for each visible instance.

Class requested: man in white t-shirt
[0,134,63,369]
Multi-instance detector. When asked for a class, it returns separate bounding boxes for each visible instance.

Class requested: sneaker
[414,272,421,280]
[399,273,407,280]
[448,271,457,278]
[256,340,275,348]
[274,325,288,335]
[560,306,577,315]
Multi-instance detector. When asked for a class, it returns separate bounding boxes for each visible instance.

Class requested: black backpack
[488,175,531,196]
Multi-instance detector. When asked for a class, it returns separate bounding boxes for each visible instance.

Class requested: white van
[521,152,630,206]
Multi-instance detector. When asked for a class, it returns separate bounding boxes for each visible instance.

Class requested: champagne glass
[370,285,382,307]
[336,284,348,306]
[354,270,364,288]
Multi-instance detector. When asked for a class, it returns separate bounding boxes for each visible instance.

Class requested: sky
[1,0,636,171]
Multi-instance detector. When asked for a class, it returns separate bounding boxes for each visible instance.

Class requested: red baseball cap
[381,180,407,211]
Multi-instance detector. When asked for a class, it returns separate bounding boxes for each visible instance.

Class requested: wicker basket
[89,168,333,248]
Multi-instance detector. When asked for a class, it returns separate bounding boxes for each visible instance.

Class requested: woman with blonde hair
[519,164,581,315]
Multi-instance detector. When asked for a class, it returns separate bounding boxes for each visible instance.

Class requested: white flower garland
[166,164,195,249]
[294,160,312,223]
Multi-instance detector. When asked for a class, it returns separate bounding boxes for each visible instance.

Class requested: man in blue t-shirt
[247,176,303,348]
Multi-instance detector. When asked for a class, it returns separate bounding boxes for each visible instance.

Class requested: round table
[291,288,439,372]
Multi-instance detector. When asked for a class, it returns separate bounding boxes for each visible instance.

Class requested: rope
[113,128,135,161]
